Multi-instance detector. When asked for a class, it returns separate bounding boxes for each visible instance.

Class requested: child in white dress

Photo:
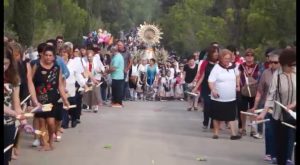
[174,72,184,100]
[165,70,175,99]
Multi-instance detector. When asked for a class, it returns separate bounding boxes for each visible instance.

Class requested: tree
[12,0,35,46]
[60,0,88,42]
[160,0,229,55]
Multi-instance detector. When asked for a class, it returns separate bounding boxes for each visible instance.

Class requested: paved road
[13,101,273,165]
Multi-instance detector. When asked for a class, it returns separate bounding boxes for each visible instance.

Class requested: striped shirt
[264,68,296,120]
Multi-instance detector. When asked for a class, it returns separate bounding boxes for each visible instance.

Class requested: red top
[239,62,260,86]
[235,55,245,65]
[194,60,209,92]
[264,62,270,69]
[88,63,92,72]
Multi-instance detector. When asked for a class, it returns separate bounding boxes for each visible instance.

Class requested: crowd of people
[3,33,296,165]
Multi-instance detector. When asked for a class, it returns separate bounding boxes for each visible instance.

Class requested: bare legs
[240,114,247,133]
[55,120,62,140]
[46,118,56,150]
[12,131,21,159]
[193,95,199,110]
[214,120,239,137]
[213,120,221,136]
[187,95,193,109]
[187,95,199,110]
[33,117,39,141]
[229,120,238,136]
[39,117,55,151]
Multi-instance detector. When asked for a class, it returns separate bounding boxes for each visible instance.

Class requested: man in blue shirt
[106,45,124,107]
[117,41,132,101]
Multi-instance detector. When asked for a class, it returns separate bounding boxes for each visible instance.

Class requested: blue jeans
[270,117,295,163]
[264,113,273,156]
[286,126,295,160]
[101,86,107,102]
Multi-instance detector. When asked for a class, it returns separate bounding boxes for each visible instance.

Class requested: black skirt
[210,100,237,121]
[34,103,62,119]
[129,80,137,89]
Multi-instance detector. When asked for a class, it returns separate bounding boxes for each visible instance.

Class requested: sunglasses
[245,54,254,57]
[269,61,279,64]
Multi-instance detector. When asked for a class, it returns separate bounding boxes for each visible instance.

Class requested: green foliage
[161,0,229,55]
[13,0,35,46]
[4,0,9,8]
[88,16,104,32]
[60,0,88,42]
[32,19,65,46]
[4,22,19,40]
[160,0,295,58]
[4,0,296,60]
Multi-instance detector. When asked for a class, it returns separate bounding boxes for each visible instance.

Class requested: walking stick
[240,111,258,117]
[248,119,270,126]
[281,122,296,129]
[20,95,31,105]
[254,109,273,114]
[4,144,14,153]
[275,101,296,119]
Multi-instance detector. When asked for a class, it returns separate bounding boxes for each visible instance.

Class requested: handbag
[241,64,258,97]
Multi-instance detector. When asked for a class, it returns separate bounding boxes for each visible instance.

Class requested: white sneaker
[93,106,98,113]
[56,135,62,142]
[32,139,40,147]
[252,133,263,139]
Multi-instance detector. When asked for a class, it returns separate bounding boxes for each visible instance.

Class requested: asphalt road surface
[13,101,278,165]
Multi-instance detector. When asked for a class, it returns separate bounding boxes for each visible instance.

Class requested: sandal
[239,129,247,136]
[212,135,219,139]
[59,128,64,133]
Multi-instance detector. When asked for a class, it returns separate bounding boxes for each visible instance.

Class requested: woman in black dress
[27,45,70,151]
